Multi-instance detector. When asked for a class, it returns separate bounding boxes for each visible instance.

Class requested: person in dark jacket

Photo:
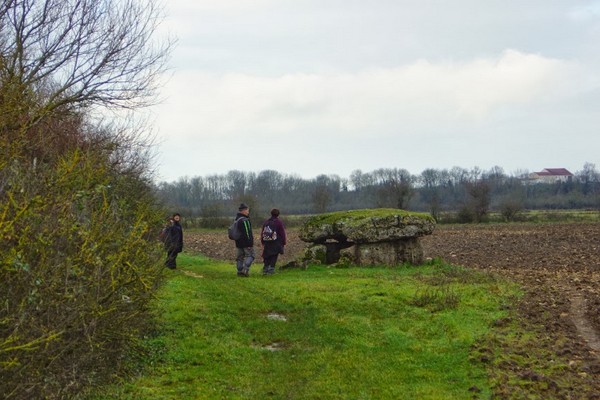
[234,203,254,277]
[260,208,287,275]
[164,213,183,269]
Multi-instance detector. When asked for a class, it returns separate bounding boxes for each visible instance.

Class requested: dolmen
[299,209,435,266]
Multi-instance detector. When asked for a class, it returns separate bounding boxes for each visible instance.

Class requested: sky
[149,0,600,183]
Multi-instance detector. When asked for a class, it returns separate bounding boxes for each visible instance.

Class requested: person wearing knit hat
[232,203,254,276]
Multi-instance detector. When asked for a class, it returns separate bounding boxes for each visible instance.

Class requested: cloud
[151,2,600,182]
[156,49,587,144]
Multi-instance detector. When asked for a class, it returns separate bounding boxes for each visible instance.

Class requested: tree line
[156,163,600,225]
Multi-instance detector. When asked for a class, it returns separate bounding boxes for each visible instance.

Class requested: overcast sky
[150,0,600,182]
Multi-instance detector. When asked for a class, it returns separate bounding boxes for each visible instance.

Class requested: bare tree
[465,180,491,222]
[226,170,249,200]
[420,168,443,220]
[313,183,331,213]
[0,0,172,124]
[312,174,335,213]
[373,168,414,209]
[577,162,600,195]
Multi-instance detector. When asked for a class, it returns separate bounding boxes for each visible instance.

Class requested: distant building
[528,168,574,183]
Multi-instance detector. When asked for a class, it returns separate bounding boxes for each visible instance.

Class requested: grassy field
[440,208,600,224]
[183,209,600,231]
[89,254,519,400]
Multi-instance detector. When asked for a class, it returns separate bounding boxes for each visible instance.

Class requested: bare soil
[184,223,600,398]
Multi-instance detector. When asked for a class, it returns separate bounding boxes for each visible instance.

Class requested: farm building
[528,168,574,183]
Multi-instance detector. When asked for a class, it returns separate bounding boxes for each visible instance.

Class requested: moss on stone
[302,245,327,264]
[303,208,434,229]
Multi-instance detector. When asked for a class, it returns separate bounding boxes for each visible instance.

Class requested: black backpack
[228,218,242,240]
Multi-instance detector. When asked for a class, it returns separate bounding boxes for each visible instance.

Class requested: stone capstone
[299,209,435,266]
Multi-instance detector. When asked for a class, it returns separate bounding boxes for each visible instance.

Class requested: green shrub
[0,150,165,399]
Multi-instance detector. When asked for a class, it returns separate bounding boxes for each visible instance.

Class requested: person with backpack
[260,208,287,275]
[232,203,254,277]
[164,213,183,269]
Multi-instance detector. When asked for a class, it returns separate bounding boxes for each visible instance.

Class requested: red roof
[536,168,573,176]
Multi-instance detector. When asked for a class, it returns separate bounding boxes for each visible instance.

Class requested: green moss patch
[304,208,434,228]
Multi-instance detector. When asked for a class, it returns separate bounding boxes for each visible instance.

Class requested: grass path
[91,253,518,400]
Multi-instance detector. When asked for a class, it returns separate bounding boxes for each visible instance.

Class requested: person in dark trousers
[164,213,183,269]
[234,203,254,277]
[260,208,287,275]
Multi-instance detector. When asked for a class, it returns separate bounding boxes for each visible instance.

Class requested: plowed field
[184,222,600,398]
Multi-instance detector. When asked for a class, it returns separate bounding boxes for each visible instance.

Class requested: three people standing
[161,207,288,275]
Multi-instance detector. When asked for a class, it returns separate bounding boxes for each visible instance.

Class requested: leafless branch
[0,0,173,119]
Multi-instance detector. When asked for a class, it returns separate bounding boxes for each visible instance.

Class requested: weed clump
[410,287,461,312]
